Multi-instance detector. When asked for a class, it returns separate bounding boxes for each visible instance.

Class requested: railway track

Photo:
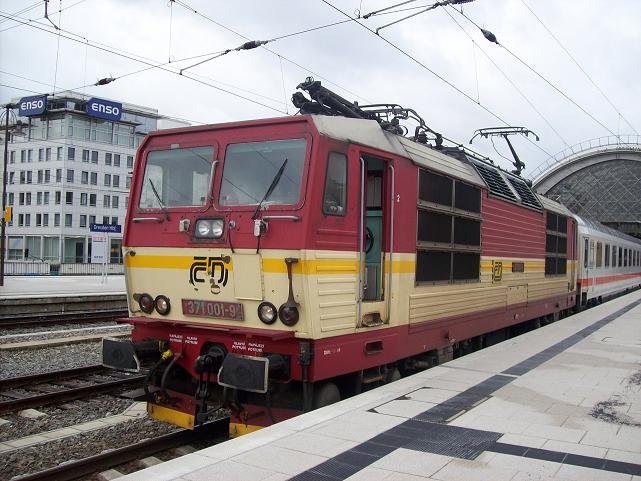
[0,309,128,329]
[12,417,229,481]
[0,365,145,415]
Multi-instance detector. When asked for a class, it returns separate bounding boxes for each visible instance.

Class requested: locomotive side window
[139,146,214,208]
[545,213,568,276]
[322,152,347,216]
[604,243,610,267]
[416,169,481,283]
[219,139,306,206]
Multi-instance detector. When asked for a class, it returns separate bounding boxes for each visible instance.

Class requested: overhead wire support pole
[1,103,14,287]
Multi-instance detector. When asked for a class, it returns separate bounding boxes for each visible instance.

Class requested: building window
[25,213,31,226]
[91,150,98,163]
[81,171,89,184]
[80,193,88,205]
[37,191,42,205]
[82,149,89,162]
[19,171,25,184]
[19,192,24,205]
[54,213,60,226]
[90,172,97,185]
[10,151,15,163]
[7,192,14,205]
[36,213,42,226]
[55,191,61,204]
[27,149,33,162]
[102,216,110,225]
[112,174,120,188]
[545,212,568,276]
[66,191,73,205]
[67,169,74,183]
[38,148,44,161]
[105,152,112,165]
[57,147,63,160]
[104,173,111,186]
[44,191,49,204]
[112,195,119,208]
[26,171,32,183]
[37,170,43,183]
[43,214,49,227]
[44,170,50,183]
[56,169,62,183]
[80,215,87,228]
[18,214,24,226]
[9,172,14,184]
[126,176,131,189]
[68,147,75,161]
[127,155,133,168]
[114,154,121,167]
[90,194,96,206]
[65,214,72,227]
[46,148,51,161]
[89,215,96,225]
[26,192,31,205]
[416,170,481,283]
[104,195,111,208]
[111,216,118,225]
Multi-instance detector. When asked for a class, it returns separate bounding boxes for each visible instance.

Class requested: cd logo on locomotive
[189,255,230,294]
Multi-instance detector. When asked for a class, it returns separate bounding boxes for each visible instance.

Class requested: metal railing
[4,261,125,276]
[529,135,641,184]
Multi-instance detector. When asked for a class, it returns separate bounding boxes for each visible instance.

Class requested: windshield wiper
[149,179,170,219]
[251,158,288,219]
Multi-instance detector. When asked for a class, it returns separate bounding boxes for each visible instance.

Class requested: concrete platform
[118,290,641,481]
[0,275,125,299]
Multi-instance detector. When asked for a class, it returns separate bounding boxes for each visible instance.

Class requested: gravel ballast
[0,341,103,378]
[0,417,179,480]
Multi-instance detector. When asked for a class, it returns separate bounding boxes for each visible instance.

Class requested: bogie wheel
[313,382,341,409]
[386,368,401,383]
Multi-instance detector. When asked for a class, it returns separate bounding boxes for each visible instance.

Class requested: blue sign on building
[18,95,47,117]
[90,223,122,233]
[86,97,122,121]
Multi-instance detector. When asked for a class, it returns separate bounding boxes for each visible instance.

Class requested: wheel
[385,368,401,383]
[312,382,341,409]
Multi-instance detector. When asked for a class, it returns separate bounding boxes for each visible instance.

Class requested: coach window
[546,212,568,275]
[604,243,610,267]
[619,247,623,267]
[322,152,347,215]
[613,246,618,269]
[416,170,481,283]
[596,242,602,268]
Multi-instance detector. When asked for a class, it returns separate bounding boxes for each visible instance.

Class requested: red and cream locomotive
[103,79,641,436]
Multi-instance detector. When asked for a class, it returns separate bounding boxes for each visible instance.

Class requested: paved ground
[0,275,125,299]
[116,290,641,481]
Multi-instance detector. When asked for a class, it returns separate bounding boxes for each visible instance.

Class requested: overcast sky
[1,0,640,178]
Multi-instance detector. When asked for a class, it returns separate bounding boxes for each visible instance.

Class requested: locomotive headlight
[278,304,300,326]
[257,302,278,324]
[154,295,171,315]
[195,218,224,239]
[137,293,154,314]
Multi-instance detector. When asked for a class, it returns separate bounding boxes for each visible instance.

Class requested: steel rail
[0,364,106,390]
[0,309,128,328]
[0,370,145,415]
[12,417,230,481]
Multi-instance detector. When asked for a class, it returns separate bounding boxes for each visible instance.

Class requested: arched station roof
[531,136,641,238]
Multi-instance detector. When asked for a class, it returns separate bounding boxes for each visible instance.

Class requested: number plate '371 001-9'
[182,299,244,320]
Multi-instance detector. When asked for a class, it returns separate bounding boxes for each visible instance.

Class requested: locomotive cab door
[354,150,395,327]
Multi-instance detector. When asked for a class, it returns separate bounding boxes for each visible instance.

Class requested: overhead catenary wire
[320,0,553,159]
[519,0,638,136]
[172,0,372,104]
[450,5,618,138]
[441,7,569,146]
[0,0,87,33]
[0,13,288,115]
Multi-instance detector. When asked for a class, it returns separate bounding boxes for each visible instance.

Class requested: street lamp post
[1,103,16,287]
